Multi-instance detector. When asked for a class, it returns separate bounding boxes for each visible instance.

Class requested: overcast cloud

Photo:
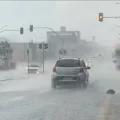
[0,1,119,46]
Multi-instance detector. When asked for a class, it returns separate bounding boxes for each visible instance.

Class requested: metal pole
[40,49,41,67]
[27,49,29,76]
[42,41,44,73]
[24,44,26,61]
[0,25,7,31]
[31,39,33,61]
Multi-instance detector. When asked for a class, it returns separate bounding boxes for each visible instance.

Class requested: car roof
[57,57,82,61]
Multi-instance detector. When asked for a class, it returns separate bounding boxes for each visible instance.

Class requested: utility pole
[24,44,26,61]
[38,42,48,73]
[39,42,42,68]
[42,41,44,73]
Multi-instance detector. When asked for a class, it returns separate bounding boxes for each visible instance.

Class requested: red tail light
[53,66,56,72]
[79,67,84,73]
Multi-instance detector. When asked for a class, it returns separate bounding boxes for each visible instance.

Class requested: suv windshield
[56,59,81,67]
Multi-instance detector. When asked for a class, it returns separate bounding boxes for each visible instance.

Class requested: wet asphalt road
[0,60,120,120]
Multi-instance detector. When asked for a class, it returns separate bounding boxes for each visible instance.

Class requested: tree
[0,41,13,59]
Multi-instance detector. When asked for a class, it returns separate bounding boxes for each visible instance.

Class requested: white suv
[51,57,90,88]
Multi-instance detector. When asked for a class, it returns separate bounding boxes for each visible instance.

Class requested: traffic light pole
[39,49,41,67]
[0,29,20,33]
[99,13,120,22]
[27,49,30,76]
[28,52,29,76]
[42,41,44,73]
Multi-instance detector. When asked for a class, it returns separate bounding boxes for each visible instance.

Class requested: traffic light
[20,27,24,34]
[99,13,103,22]
[30,25,33,32]
[44,43,48,49]
[39,43,42,49]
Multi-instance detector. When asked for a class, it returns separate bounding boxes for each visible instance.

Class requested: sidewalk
[107,94,120,120]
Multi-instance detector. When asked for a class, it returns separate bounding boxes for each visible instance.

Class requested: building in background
[11,42,38,63]
[47,26,80,58]
[0,26,102,64]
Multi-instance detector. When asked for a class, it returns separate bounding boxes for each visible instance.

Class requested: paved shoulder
[107,93,120,120]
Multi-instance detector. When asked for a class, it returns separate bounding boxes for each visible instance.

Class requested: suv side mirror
[86,66,90,69]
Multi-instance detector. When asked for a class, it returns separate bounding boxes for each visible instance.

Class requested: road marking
[96,95,112,120]
[0,96,24,106]
[10,96,24,101]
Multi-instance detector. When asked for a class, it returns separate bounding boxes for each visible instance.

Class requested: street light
[0,25,7,31]
[0,29,19,33]
[0,25,7,30]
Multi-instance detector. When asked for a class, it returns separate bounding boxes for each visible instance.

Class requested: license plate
[63,77,72,80]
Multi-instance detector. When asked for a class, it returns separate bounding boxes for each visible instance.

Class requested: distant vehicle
[26,64,41,74]
[112,59,120,70]
[51,57,90,89]
[115,60,120,70]
[113,45,120,70]
[85,58,92,67]
[85,61,92,67]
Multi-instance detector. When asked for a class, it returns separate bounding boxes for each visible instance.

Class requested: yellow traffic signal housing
[99,13,103,22]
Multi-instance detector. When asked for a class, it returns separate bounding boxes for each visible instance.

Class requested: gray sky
[0,1,120,47]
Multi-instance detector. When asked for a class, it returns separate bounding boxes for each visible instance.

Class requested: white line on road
[10,96,24,101]
[0,96,24,106]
